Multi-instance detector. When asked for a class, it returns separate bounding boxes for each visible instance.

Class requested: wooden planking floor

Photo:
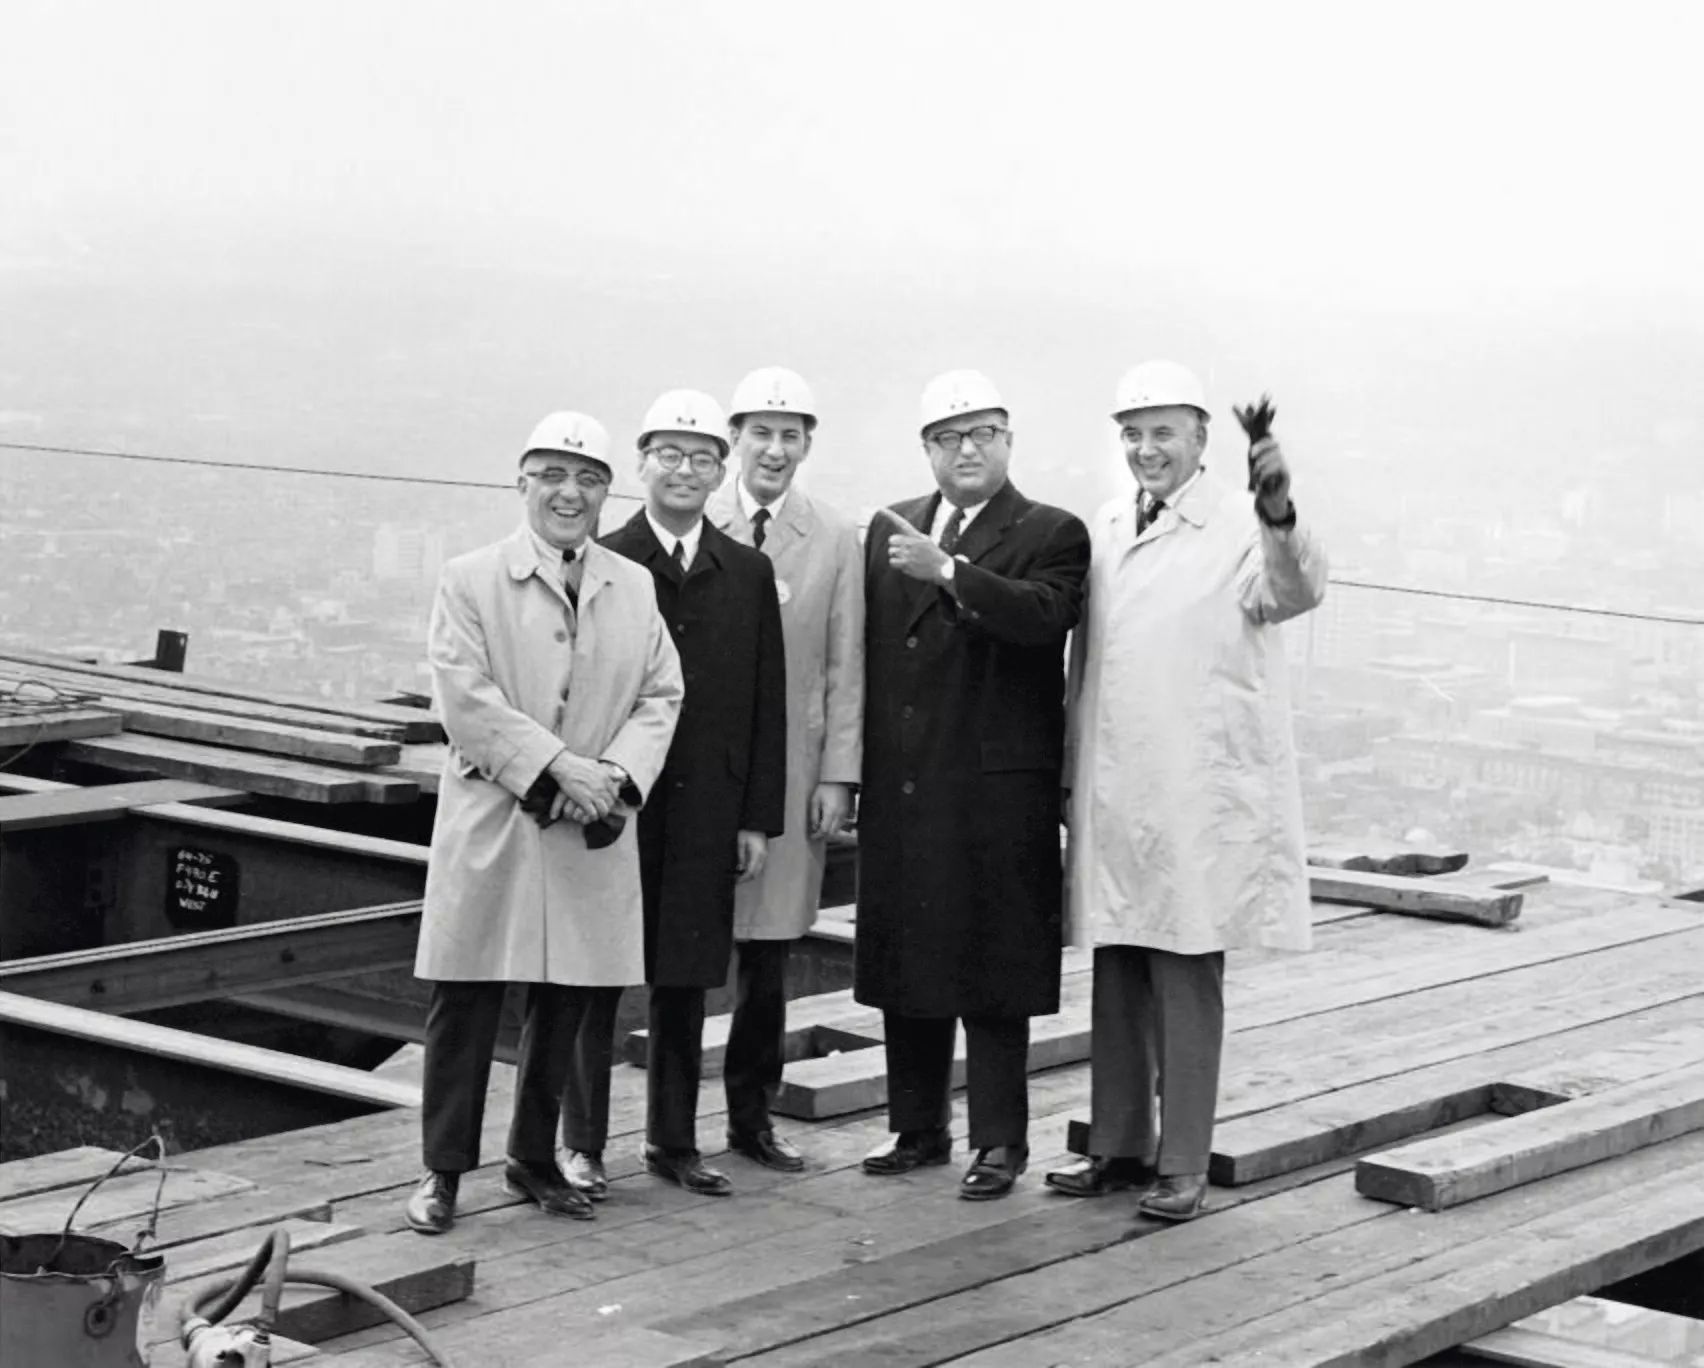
[5,881,1702,1368]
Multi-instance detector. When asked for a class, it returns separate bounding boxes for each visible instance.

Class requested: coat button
[902,780,915,795]
[902,705,914,720]
[554,629,568,643]
[905,636,919,649]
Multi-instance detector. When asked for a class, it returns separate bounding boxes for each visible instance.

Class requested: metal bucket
[0,1137,169,1367]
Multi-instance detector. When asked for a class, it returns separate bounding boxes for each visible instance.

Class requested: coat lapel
[953,480,1025,565]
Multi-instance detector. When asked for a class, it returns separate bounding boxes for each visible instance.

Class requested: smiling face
[921,407,1012,508]
[1117,404,1208,502]
[638,429,727,520]
[517,452,611,551]
[731,410,813,505]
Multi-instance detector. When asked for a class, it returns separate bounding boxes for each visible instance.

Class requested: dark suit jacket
[854,479,1089,1018]
[602,510,787,987]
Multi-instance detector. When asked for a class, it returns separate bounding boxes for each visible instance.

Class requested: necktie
[938,506,965,556]
[751,507,770,550]
[1137,496,1166,535]
[671,540,687,572]
[562,548,580,611]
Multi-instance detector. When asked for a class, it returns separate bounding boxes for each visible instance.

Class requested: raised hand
[878,507,952,584]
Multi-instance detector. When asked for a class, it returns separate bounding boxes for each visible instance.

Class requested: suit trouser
[1088,945,1226,1176]
[421,979,602,1174]
[557,985,625,1155]
[645,985,708,1154]
[723,938,792,1138]
[883,1011,1030,1150]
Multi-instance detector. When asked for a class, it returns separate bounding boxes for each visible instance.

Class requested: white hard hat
[638,389,730,454]
[729,367,817,425]
[918,369,1006,433]
[521,411,612,471]
[1112,360,1209,419]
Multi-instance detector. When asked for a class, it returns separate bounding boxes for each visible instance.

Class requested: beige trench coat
[1066,472,1327,955]
[708,482,865,940]
[416,526,683,985]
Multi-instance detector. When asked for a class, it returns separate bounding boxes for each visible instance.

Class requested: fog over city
[4,1,1704,881]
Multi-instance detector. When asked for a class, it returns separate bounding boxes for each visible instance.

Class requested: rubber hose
[185,1262,460,1368]
[188,1227,289,1327]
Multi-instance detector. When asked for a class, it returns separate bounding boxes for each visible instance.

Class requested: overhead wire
[3,438,1701,629]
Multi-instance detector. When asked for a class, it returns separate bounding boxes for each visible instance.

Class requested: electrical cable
[4,438,1701,628]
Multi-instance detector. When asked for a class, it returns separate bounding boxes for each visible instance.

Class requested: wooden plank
[161,1218,366,1284]
[1212,1000,1704,1186]
[0,647,443,740]
[1495,1024,1704,1112]
[63,733,418,805]
[1141,1137,1704,1368]
[1357,1060,1704,1210]
[1308,841,1471,875]
[1309,866,1523,925]
[0,779,245,831]
[0,706,120,744]
[0,990,422,1109]
[132,802,430,864]
[946,1132,1704,1368]
[1458,1324,1676,1367]
[0,902,426,1012]
[153,1232,476,1348]
[114,700,404,767]
[0,659,411,742]
[325,1324,725,1368]
[0,1145,131,1202]
[0,1164,256,1236]
[1470,1293,1704,1365]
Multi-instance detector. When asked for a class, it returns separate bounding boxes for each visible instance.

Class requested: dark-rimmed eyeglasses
[646,447,725,475]
[930,425,1008,453]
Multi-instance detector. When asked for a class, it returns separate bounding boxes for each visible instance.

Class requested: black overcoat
[854,479,1090,1019]
[602,511,787,987]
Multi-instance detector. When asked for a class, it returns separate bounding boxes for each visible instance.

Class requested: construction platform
[6,873,1704,1366]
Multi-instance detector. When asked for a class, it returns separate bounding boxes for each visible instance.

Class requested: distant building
[372,524,445,585]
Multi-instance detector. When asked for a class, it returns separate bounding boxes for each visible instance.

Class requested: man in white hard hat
[559,389,787,1198]
[704,367,864,1172]
[1051,361,1326,1221]
[406,412,683,1235]
[856,370,1090,1200]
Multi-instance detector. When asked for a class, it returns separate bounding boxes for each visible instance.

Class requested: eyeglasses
[930,425,1008,453]
[646,446,725,476]
[525,466,610,490]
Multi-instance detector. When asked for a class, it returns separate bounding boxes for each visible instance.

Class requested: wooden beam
[0,706,121,745]
[0,647,443,741]
[131,802,430,864]
[0,989,421,1108]
[1358,1061,1704,1211]
[1309,866,1524,925]
[0,780,246,832]
[0,660,408,741]
[0,902,424,1012]
[112,700,404,767]
[62,733,418,805]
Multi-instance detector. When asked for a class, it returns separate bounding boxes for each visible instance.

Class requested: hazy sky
[3,0,1702,524]
[9,0,1702,299]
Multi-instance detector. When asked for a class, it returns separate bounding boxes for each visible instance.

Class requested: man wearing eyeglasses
[407,412,683,1235]
[705,367,865,1175]
[560,388,787,1199]
[856,370,1090,1200]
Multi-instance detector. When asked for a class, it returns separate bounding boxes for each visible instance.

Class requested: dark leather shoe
[1044,1155,1155,1198]
[728,1128,806,1173]
[562,1148,609,1201]
[1139,1172,1208,1222]
[960,1144,1029,1201]
[644,1146,733,1197]
[404,1170,458,1235]
[862,1127,953,1176]
[504,1157,595,1220]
